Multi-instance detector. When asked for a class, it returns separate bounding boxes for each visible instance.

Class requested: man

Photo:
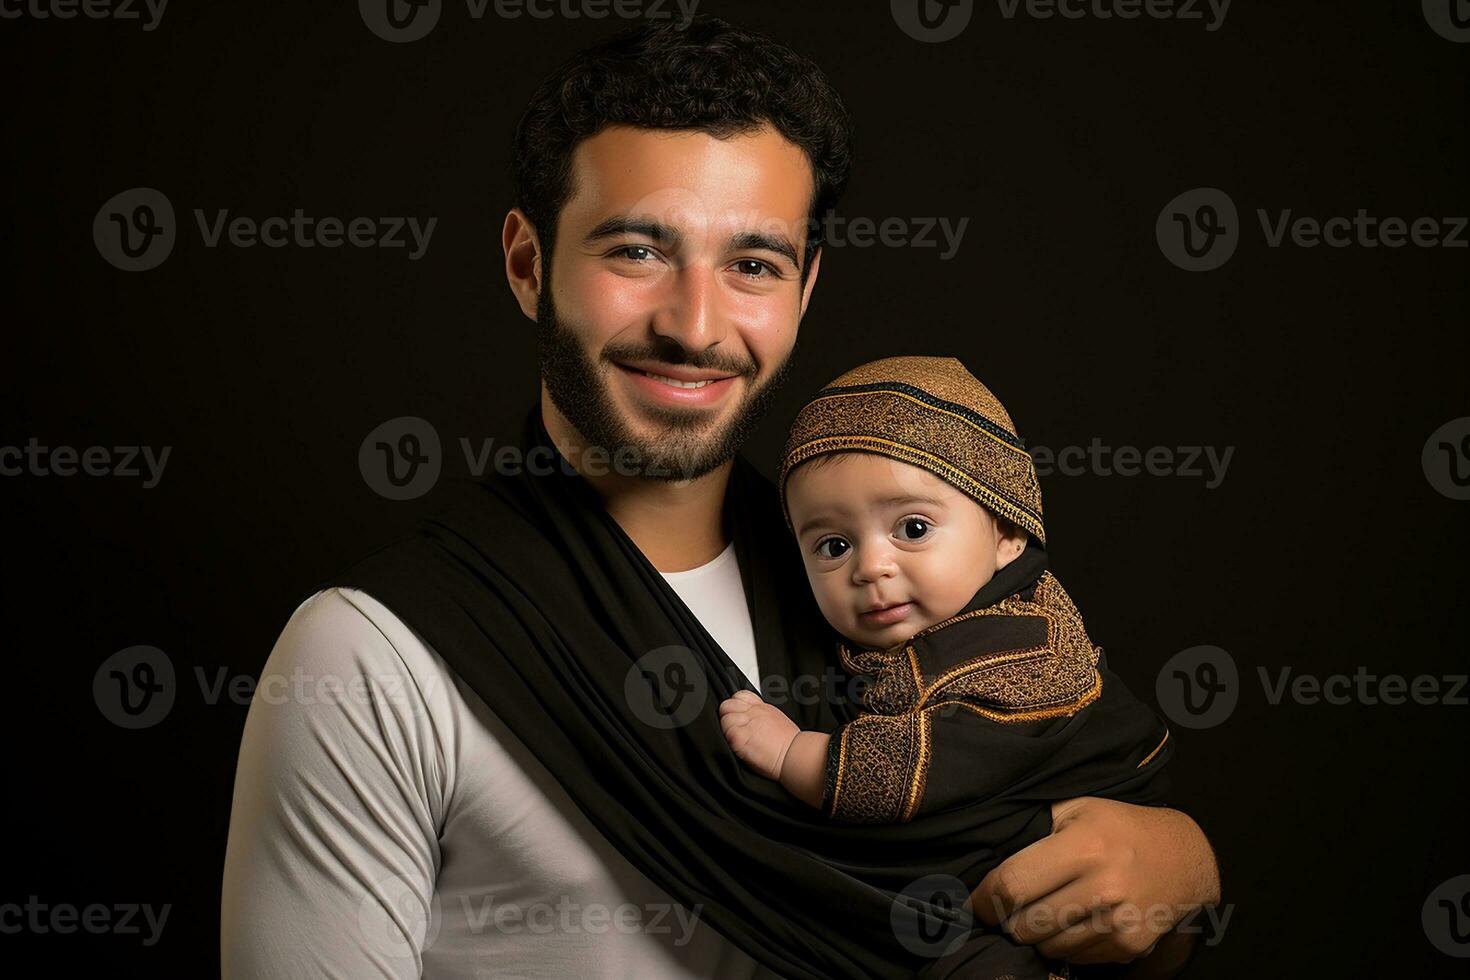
[221,17,1219,978]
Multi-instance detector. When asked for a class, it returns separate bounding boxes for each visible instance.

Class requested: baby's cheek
[809,578,850,633]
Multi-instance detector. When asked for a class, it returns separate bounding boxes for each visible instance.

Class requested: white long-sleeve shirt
[221,542,782,979]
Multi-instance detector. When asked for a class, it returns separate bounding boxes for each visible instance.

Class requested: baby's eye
[897,518,930,541]
[814,536,850,560]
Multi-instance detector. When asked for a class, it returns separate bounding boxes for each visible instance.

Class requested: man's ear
[993,522,1028,571]
[502,208,544,322]
[798,245,822,318]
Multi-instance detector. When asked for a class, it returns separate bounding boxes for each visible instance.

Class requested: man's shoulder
[269,586,454,699]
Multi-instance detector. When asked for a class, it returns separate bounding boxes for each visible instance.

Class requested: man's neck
[540,392,732,573]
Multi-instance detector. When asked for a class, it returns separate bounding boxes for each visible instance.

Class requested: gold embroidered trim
[938,669,1103,724]
[903,710,933,822]
[783,433,1045,543]
[803,387,1030,457]
[1138,729,1170,768]
[827,571,1107,820]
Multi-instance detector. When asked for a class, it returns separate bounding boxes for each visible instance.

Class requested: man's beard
[537,284,794,482]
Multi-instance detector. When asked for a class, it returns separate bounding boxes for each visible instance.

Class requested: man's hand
[968,797,1220,968]
[719,690,799,782]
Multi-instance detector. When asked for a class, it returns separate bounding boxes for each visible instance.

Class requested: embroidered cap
[778,355,1046,545]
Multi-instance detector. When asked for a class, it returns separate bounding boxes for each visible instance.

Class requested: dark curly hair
[512,16,853,281]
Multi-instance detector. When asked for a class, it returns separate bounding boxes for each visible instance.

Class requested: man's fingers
[1003,878,1104,943]
[1034,921,1114,962]
[1036,918,1156,964]
[969,833,1086,926]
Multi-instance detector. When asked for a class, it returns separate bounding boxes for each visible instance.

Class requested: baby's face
[786,453,1025,650]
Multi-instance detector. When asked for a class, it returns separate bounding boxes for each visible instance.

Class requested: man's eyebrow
[794,494,948,537]
[583,216,682,247]
[729,230,801,270]
[582,217,802,269]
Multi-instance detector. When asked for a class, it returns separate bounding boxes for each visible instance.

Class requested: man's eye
[614,245,656,262]
[733,259,773,278]
[897,518,930,541]
[815,537,850,560]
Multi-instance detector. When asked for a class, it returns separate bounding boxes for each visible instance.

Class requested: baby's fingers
[731,689,763,704]
[719,709,749,732]
[718,696,750,717]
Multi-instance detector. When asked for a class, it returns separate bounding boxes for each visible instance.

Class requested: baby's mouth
[858,601,913,626]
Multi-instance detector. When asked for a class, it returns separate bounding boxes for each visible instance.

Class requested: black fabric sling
[326,405,1172,979]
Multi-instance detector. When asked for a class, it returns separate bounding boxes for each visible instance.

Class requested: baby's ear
[993,519,1028,570]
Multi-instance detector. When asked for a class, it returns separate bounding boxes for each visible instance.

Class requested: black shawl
[327,406,1171,979]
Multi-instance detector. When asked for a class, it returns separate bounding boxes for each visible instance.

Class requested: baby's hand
[719,690,799,782]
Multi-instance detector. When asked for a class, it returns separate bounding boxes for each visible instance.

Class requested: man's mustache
[601,342,757,379]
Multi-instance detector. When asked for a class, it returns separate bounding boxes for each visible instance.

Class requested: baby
[719,356,1172,974]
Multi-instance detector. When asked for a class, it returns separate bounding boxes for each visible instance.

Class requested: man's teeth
[639,369,717,389]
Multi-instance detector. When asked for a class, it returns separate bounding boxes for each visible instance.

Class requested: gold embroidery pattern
[1138,729,1170,768]
[828,713,928,824]
[777,356,1047,544]
[828,572,1103,822]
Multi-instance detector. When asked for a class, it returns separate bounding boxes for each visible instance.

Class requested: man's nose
[651,263,726,353]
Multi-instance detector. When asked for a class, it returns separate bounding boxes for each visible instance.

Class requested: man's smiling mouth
[612,361,742,405]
